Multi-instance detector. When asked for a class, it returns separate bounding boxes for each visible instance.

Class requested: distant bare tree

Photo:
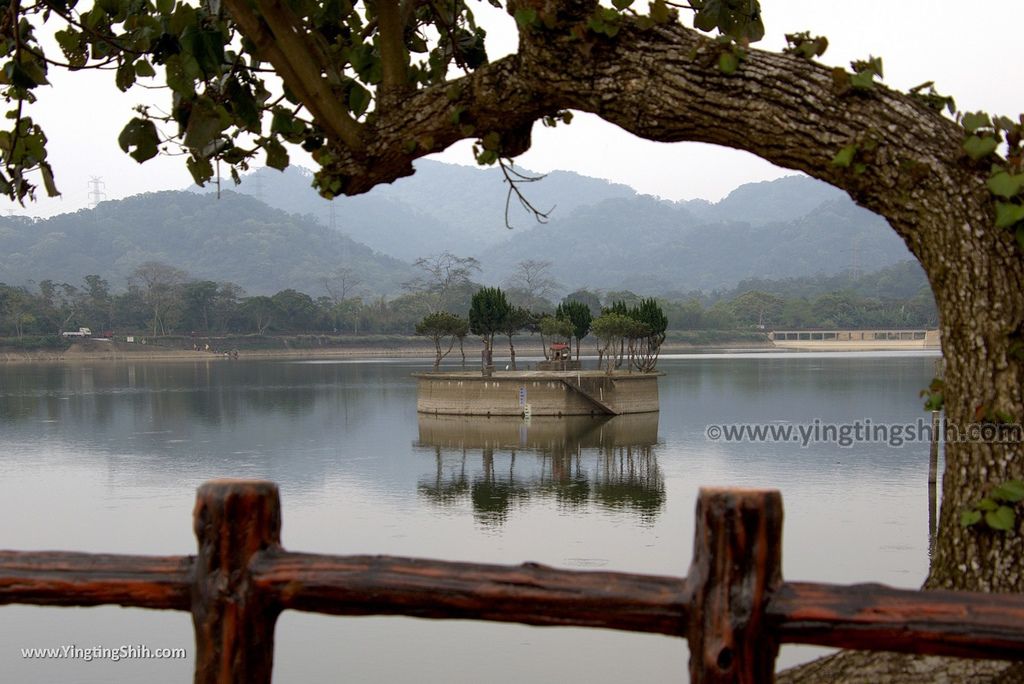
[506,259,560,303]
[404,252,481,313]
[130,261,188,336]
[322,267,362,306]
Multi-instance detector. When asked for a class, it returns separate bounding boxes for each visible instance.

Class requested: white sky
[4,0,1022,218]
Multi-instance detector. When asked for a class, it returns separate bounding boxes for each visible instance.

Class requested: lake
[0,351,942,682]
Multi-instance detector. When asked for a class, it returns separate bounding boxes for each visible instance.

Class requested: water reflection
[415,413,665,525]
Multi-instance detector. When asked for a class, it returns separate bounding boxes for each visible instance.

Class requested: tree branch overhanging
[376,0,410,99]
[240,8,982,247]
[221,0,364,151]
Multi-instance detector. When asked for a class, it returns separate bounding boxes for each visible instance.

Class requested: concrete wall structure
[413,370,660,416]
[415,413,660,452]
[770,329,940,350]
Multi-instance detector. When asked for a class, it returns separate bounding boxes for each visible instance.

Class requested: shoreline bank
[0,337,942,364]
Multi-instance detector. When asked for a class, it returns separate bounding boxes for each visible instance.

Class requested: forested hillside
[0,191,412,294]
[230,164,910,292]
[225,161,638,259]
[2,162,917,301]
[479,184,908,292]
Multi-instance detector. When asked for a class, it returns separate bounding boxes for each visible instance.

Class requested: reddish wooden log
[250,551,690,635]
[769,581,1024,660]
[0,551,192,609]
[192,480,282,684]
[687,488,783,684]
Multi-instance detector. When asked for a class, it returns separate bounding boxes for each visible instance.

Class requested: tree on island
[415,311,469,370]
[590,299,666,371]
[628,298,667,372]
[591,312,636,373]
[468,287,511,371]
[555,299,593,360]
[4,0,1024,664]
[501,306,533,370]
[538,315,573,361]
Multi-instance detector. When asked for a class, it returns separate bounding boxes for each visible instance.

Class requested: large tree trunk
[925,231,1024,593]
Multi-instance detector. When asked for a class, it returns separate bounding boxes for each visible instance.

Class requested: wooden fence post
[192,480,282,684]
[687,488,783,683]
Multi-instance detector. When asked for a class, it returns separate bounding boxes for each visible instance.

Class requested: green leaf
[513,8,537,29]
[54,29,88,68]
[39,162,59,198]
[186,155,213,185]
[115,62,136,91]
[964,135,998,160]
[264,138,289,170]
[832,144,857,168]
[612,0,633,9]
[271,108,302,137]
[156,0,174,12]
[923,391,944,411]
[117,117,160,163]
[976,497,999,512]
[962,111,992,133]
[134,60,157,78]
[649,0,669,23]
[960,509,982,527]
[481,131,501,151]
[987,171,1024,199]
[475,148,498,166]
[718,52,739,75]
[180,26,224,76]
[992,480,1024,503]
[994,202,1024,228]
[224,77,260,130]
[348,83,371,117]
[692,1,720,32]
[849,70,875,90]
[985,505,1016,531]
[183,97,227,151]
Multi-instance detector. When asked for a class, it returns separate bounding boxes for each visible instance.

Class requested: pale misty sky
[3,0,1022,218]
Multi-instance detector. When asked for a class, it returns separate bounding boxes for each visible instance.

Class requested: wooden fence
[2,480,1023,682]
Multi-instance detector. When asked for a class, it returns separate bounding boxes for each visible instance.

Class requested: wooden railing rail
[2,480,1023,683]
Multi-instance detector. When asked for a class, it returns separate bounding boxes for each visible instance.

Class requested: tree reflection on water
[415,413,664,526]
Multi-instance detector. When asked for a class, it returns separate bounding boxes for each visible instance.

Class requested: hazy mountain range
[0,160,916,297]
[0,191,413,295]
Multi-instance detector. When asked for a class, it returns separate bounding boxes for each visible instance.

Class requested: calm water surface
[0,351,942,682]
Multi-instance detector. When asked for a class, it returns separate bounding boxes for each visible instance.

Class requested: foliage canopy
[0,0,766,203]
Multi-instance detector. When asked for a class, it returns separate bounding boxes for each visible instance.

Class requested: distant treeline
[0,259,937,342]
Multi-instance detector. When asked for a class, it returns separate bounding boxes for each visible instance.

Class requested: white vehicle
[61,327,92,338]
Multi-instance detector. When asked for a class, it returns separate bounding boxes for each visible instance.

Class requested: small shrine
[538,342,580,371]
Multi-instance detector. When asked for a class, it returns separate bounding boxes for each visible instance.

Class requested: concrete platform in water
[412,370,660,416]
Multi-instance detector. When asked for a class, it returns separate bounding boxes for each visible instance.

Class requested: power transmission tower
[249,172,264,204]
[849,237,862,280]
[87,177,107,207]
[328,201,350,263]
